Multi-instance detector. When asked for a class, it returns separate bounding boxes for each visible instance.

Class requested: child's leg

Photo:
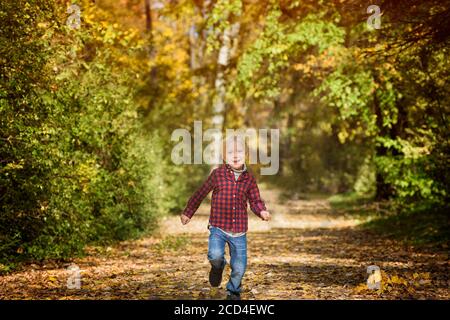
[207,226,227,286]
[225,234,247,295]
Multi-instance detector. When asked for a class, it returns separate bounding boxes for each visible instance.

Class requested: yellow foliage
[353,269,433,296]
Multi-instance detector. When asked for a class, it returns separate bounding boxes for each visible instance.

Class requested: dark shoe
[209,265,224,287]
[226,292,241,300]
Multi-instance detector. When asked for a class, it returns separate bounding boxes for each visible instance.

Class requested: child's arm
[180,169,216,224]
[246,177,270,221]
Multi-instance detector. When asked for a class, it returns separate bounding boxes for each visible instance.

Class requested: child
[180,135,271,300]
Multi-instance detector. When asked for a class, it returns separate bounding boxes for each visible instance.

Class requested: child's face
[224,140,245,170]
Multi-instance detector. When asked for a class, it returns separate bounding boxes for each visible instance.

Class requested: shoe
[226,292,241,300]
[209,265,224,287]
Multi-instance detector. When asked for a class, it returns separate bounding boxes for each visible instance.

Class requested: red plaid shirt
[182,164,267,233]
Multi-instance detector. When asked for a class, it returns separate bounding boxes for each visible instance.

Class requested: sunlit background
[1,0,449,299]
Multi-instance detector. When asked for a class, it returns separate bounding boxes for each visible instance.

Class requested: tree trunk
[211,22,240,167]
[373,85,395,200]
[144,0,152,33]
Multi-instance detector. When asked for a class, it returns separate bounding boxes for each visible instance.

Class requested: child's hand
[180,214,191,225]
[260,210,271,221]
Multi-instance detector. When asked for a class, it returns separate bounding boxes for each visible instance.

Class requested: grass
[154,235,190,252]
[329,191,449,246]
[328,191,375,209]
[362,203,450,246]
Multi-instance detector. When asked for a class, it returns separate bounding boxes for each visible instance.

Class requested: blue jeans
[207,226,247,294]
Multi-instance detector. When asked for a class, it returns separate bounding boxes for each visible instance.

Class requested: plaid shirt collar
[221,164,249,182]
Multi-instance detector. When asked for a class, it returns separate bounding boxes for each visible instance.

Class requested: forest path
[1,185,448,299]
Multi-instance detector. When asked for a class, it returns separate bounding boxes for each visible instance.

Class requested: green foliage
[375,135,448,204]
[235,7,345,99]
[353,155,376,196]
[206,0,242,52]
[235,0,449,212]
[314,65,377,141]
[0,0,180,264]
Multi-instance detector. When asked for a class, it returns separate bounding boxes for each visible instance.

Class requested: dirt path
[1,185,448,300]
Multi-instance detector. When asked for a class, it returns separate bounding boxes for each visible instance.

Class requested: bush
[374,135,449,207]
[0,0,187,265]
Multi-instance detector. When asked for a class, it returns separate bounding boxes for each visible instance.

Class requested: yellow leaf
[353,283,367,293]
[421,272,431,279]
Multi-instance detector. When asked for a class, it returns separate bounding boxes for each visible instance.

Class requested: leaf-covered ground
[1,186,448,300]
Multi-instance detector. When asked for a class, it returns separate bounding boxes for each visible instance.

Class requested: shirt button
[233,195,235,197]
[233,207,235,210]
